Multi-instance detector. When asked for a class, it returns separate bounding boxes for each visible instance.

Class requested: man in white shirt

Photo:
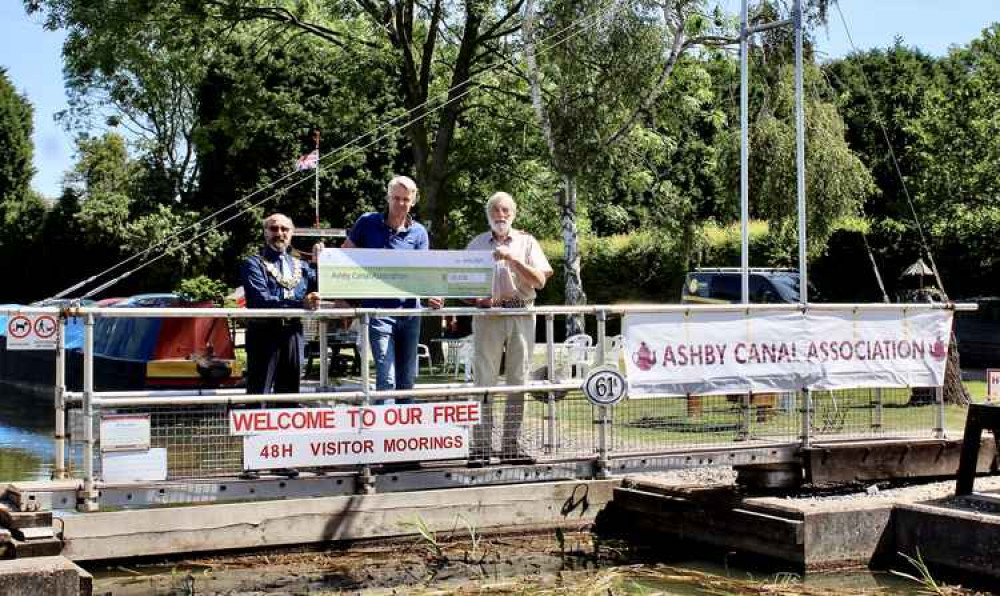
[465,192,553,466]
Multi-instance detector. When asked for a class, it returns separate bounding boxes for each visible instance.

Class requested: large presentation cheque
[318,248,493,298]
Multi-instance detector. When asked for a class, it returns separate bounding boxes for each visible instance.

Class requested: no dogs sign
[6,314,59,351]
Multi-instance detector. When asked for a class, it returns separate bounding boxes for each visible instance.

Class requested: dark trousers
[246,321,303,396]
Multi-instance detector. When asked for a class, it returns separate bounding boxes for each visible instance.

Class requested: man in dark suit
[241,213,321,396]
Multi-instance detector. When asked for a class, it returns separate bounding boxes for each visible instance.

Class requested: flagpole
[313,129,321,228]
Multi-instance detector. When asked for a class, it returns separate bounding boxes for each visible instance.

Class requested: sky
[2,1,1000,200]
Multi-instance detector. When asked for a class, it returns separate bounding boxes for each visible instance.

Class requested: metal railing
[0,302,970,511]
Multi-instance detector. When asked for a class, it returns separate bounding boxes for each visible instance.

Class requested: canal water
[0,390,972,595]
[0,391,57,481]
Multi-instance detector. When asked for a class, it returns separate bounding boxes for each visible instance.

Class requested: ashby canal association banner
[624,307,953,396]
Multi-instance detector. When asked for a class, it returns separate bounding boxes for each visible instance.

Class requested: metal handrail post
[738,393,751,441]
[596,310,610,478]
[596,310,606,364]
[53,315,67,479]
[935,385,946,439]
[318,318,329,388]
[800,388,812,449]
[545,314,557,456]
[359,313,375,493]
[79,314,99,511]
[360,314,371,404]
[873,388,883,433]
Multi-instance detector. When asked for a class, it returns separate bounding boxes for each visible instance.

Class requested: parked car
[681,268,812,304]
[678,268,813,417]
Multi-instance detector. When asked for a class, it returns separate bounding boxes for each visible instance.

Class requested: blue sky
[2,0,1000,199]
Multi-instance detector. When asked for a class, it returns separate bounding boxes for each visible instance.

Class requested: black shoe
[239,470,260,480]
[467,458,490,468]
[275,468,300,478]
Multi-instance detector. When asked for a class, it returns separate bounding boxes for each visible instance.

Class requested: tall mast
[740,0,749,304]
[794,0,808,303]
[738,3,804,304]
[313,128,321,228]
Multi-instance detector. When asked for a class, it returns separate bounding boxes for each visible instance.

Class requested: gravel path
[629,467,1000,512]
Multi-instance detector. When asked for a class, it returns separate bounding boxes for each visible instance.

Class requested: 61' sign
[583,367,627,406]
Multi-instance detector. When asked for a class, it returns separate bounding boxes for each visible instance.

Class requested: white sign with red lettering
[234,402,480,468]
[6,314,58,351]
[243,427,469,469]
[624,307,953,396]
[229,402,480,435]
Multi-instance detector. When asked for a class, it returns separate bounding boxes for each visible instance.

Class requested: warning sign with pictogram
[6,314,59,351]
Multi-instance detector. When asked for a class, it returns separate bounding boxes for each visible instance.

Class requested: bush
[537,232,687,305]
[536,222,775,306]
[175,275,228,305]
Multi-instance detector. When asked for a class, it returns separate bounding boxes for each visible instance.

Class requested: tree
[523,0,711,331]
[714,63,875,260]
[825,42,939,220]
[906,24,1000,297]
[521,1,841,328]
[27,0,533,246]
[58,132,227,297]
[823,26,1000,300]
[0,66,35,213]
[73,0,527,244]
[29,0,207,202]
[0,67,46,301]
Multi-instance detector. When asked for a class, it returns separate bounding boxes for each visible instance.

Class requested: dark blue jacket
[241,247,317,309]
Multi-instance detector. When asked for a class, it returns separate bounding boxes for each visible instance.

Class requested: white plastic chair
[417,343,433,373]
[602,335,624,369]
[453,338,474,382]
[561,333,594,380]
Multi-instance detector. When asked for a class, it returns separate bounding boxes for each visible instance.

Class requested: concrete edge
[59,479,619,562]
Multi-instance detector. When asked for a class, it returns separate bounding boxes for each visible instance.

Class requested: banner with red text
[230,402,480,435]
[623,308,953,396]
[244,428,469,469]
[233,402,480,468]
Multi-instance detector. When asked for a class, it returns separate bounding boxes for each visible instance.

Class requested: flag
[296,149,319,171]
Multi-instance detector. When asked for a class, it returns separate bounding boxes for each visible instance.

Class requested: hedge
[535,222,772,306]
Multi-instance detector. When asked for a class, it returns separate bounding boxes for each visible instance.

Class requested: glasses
[267,225,291,232]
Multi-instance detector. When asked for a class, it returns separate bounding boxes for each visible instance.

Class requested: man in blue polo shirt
[343,176,442,401]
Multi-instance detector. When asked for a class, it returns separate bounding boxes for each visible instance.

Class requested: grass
[510,387,968,453]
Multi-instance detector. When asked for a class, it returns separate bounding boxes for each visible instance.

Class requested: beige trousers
[471,314,535,457]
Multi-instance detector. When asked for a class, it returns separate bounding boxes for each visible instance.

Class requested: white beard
[490,220,511,236]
